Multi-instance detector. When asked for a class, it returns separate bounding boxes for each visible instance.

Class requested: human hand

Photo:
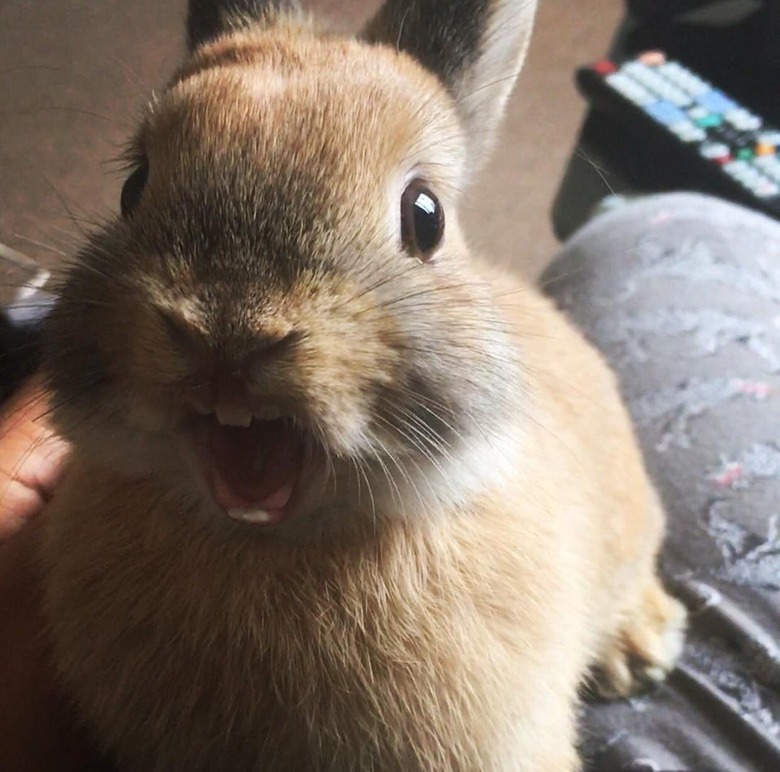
[0,378,105,769]
[0,375,69,542]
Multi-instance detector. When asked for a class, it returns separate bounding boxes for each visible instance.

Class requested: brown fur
[39,2,685,770]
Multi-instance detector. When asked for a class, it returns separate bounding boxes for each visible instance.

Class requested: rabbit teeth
[228,508,273,525]
[215,406,253,427]
[212,405,287,426]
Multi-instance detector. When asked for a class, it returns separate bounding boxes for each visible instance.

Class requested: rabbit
[38,1,687,770]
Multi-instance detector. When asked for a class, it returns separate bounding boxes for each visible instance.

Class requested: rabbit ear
[187,0,300,52]
[363,0,537,169]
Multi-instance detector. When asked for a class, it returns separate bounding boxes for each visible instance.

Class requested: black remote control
[576,51,780,218]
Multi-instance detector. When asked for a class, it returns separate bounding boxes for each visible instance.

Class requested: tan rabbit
[39,1,686,769]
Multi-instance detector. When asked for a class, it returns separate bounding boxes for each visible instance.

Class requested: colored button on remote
[645,100,689,126]
[695,114,722,128]
[594,60,617,75]
[697,89,739,114]
[701,142,732,163]
[638,50,666,66]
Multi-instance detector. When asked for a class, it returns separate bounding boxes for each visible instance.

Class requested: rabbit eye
[401,180,444,262]
[120,163,149,217]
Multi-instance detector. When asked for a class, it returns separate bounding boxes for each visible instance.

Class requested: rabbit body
[40,3,685,770]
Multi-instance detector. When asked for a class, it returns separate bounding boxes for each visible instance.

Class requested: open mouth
[191,408,306,527]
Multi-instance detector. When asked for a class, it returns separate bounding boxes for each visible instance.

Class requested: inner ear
[186,0,300,52]
[363,0,538,173]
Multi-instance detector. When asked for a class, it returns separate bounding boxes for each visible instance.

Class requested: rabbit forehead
[143,32,465,195]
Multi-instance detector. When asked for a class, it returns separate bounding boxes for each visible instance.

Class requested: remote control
[576,51,780,218]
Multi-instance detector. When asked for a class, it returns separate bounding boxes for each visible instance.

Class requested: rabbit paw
[595,579,687,698]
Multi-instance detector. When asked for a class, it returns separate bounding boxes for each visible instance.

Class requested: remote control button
[681,79,709,97]
[624,62,662,86]
[625,64,691,106]
[698,90,739,114]
[622,62,646,79]
[594,60,617,75]
[695,113,723,128]
[606,73,654,106]
[755,155,780,168]
[701,142,732,163]
[645,100,689,126]
[744,171,765,186]
[737,147,755,161]
[754,180,780,198]
[639,50,667,66]
[725,108,762,131]
[671,121,706,142]
[724,160,754,182]
[757,130,780,148]
[755,156,780,181]
[659,63,709,97]
[724,164,770,197]
[663,88,694,108]
[723,160,756,178]
[756,143,775,156]
[764,169,780,184]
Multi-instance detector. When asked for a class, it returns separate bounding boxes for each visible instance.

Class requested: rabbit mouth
[191,413,306,527]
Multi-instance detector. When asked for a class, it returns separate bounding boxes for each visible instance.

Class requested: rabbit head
[44,0,538,538]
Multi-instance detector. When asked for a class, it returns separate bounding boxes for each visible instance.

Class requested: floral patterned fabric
[543,193,780,771]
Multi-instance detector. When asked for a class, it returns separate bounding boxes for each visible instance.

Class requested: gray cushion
[543,193,780,770]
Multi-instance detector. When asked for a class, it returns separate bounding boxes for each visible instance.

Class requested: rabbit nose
[161,311,299,382]
[211,331,301,389]
[163,312,297,363]
[204,334,297,423]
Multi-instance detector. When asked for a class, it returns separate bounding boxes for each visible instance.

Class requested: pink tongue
[207,419,303,511]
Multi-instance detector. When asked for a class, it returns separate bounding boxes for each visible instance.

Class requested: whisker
[12,233,67,257]
[17,105,111,122]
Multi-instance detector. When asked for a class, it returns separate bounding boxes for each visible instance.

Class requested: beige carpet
[0,0,620,279]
